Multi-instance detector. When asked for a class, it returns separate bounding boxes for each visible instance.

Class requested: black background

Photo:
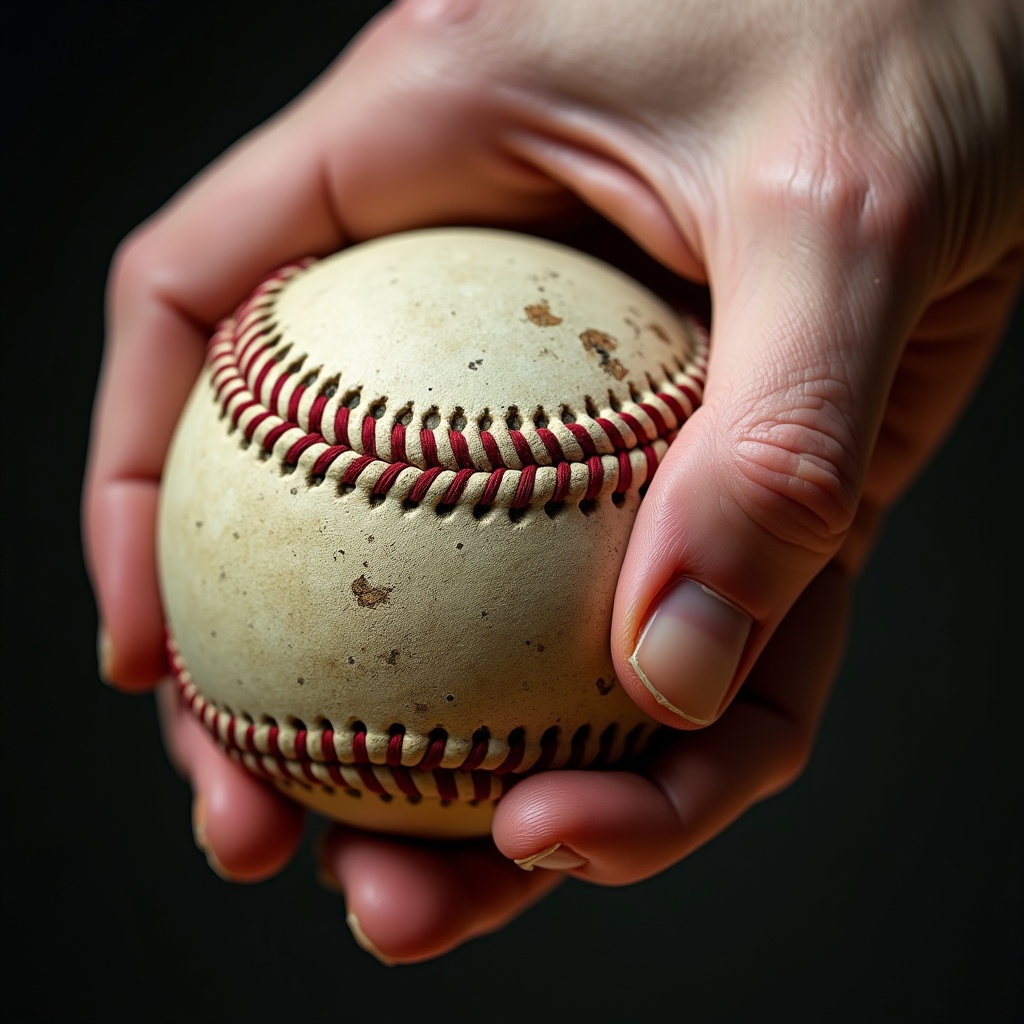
[2,3,1021,1022]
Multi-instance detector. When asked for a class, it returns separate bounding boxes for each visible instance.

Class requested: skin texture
[82,0,1023,963]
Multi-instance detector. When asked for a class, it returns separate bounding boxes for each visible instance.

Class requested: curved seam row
[208,261,709,505]
[168,637,654,798]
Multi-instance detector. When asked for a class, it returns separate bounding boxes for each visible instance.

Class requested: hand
[83,0,1024,962]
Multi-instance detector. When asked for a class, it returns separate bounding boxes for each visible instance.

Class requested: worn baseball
[157,227,708,838]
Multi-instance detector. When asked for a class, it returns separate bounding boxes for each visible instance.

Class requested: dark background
[2,3,1021,1022]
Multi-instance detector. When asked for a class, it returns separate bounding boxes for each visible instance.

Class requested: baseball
[157,227,708,838]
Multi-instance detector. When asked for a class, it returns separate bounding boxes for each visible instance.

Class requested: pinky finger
[318,829,563,965]
[157,682,306,882]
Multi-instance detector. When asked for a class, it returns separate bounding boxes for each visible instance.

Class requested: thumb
[613,186,921,728]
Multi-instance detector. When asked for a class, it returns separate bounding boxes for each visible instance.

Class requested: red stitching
[334,405,352,447]
[472,771,493,803]
[284,433,319,465]
[308,394,327,434]
[552,462,572,503]
[615,412,644,446]
[244,410,272,442]
[262,421,292,453]
[641,401,669,437]
[494,728,526,775]
[319,728,336,761]
[420,429,439,467]
[584,456,604,501]
[536,427,563,463]
[167,635,658,804]
[462,729,490,771]
[595,417,626,450]
[373,461,406,496]
[449,430,474,469]
[386,726,405,767]
[435,772,458,803]
[564,422,598,457]
[356,762,387,796]
[443,468,473,505]
[512,465,536,508]
[230,398,257,430]
[361,415,376,457]
[200,259,707,515]
[392,766,419,799]
[391,422,407,463]
[341,454,373,486]
[615,451,633,494]
[286,383,305,424]
[421,730,448,771]
[351,723,369,763]
[252,355,276,405]
[479,467,504,506]
[409,466,443,503]
[311,445,345,477]
[480,431,503,466]
[509,430,536,466]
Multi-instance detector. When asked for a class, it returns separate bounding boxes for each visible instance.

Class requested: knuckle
[743,117,924,250]
[719,380,862,555]
[107,221,164,307]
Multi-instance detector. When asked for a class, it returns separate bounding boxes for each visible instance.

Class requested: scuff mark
[580,329,627,380]
[525,302,562,327]
[352,575,392,608]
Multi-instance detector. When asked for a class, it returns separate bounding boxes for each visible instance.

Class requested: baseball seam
[170,637,656,801]
[208,261,707,514]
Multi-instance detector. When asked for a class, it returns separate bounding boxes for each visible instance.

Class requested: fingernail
[192,793,231,880]
[347,912,397,967]
[97,625,114,685]
[513,842,588,872]
[629,578,752,725]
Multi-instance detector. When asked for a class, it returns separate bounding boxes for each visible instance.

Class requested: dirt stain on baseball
[351,575,392,608]
[580,329,627,380]
[525,301,562,327]
[647,322,670,343]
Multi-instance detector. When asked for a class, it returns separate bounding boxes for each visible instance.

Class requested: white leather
[158,228,707,837]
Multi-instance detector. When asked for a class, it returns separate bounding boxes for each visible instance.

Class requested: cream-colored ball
[157,228,708,838]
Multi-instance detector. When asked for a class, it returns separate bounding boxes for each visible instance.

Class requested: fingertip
[320,833,465,963]
[319,830,561,964]
[492,771,680,886]
[197,768,306,883]
[86,483,167,692]
[178,720,305,883]
[95,624,167,694]
[346,912,400,967]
